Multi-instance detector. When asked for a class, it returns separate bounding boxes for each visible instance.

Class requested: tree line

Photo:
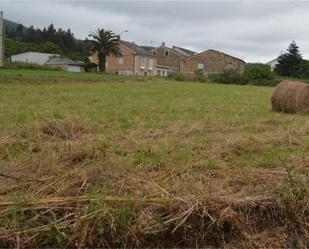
[5,23,88,61]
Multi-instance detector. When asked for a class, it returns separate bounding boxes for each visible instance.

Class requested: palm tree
[88,29,121,72]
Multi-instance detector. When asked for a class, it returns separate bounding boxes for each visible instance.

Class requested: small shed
[46,57,84,72]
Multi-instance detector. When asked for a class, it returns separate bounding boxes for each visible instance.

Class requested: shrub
[209,70,246,85]
[167,71,186,81]
[244,63,277,86]
[299,60,309,79]
[84,62,98,72]
[2,62,61,71]
[193,70,208,83]
[209,65,278,86]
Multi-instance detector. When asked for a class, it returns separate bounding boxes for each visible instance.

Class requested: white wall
[266,58,279,71]
[67,65,83,72]
[11,52,58,65]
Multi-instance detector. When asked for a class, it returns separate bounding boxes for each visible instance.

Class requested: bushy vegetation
[167,71,209,83]
[2,62,61,71]
[167,71,187,81]
[299,59,309,79]
[210,69,245,85]
[243,63,277,85]
[4,38,38,57]
[168,64,278,86]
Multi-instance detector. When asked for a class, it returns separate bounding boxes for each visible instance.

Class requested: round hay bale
[271,80,309,113]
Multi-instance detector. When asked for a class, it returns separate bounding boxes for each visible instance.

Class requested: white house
[10,52,59,65]
[266,57,279,71]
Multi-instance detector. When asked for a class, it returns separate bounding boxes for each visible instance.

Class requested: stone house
[90,40,156,76]
[150,42,196,76]
[180,49,246,75]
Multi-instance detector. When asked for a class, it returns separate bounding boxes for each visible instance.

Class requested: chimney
[161,42,165,47]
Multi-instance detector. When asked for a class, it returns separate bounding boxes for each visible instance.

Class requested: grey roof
[120,40,154,56]
[266,57,279,65]
[140,46,156,51]
[172,46,196,57]
[46,57,83,66]
[154,44,195,58]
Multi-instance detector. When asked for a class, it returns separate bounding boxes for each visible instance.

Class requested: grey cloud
[1,0,309,62]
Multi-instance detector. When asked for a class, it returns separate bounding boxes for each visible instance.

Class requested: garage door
[67,65,81,72]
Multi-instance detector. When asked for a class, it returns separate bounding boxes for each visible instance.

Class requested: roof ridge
[180,49,245,63]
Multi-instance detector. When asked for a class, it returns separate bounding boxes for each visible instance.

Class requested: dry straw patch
[38,115,89,140]
[0,115,308,247]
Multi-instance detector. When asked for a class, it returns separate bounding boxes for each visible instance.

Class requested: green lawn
[0,69,307,248]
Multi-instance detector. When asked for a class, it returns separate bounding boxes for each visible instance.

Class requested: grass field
[0,69,308,248]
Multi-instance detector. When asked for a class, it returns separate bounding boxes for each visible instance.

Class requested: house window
[116,57,124,65]
[153,50,156,56]
[148,59,153,70]
[197,63,204,70]
[165,50,169,56]
[140,56,146,69]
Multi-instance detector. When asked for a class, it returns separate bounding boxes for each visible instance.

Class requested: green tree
[39,41,61,54]
[299,59,309,79]
[23,25,35,42]
[275,41,302,77]
[244,63,275,84]
[15,24,24,41]
[88,29,121,72]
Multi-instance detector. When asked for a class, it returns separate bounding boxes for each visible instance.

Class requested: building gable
[180,49,245,75]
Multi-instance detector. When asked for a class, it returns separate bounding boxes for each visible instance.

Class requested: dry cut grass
[0,70,308,248]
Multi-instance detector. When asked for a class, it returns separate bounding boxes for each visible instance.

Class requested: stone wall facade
[90,42,156,76]
[154,45,184,70]
[180,50,245,75]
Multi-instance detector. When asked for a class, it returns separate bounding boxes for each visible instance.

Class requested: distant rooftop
[46,57,83,66]
[172,46,196,57]
[120,40,154,56]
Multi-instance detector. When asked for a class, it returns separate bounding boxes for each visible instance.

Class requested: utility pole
[0,11,4,67]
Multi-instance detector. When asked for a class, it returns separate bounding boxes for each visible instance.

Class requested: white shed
[10,52,59,65]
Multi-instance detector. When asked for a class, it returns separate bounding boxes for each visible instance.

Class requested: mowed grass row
[0,69,308,248]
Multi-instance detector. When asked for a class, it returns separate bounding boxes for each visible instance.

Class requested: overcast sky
[2,0,309,62]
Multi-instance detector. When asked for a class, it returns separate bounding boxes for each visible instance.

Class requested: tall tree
[88,29,121,72]
[23,25,35,42]
[15,24,24,41]
[275,41,302,77]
